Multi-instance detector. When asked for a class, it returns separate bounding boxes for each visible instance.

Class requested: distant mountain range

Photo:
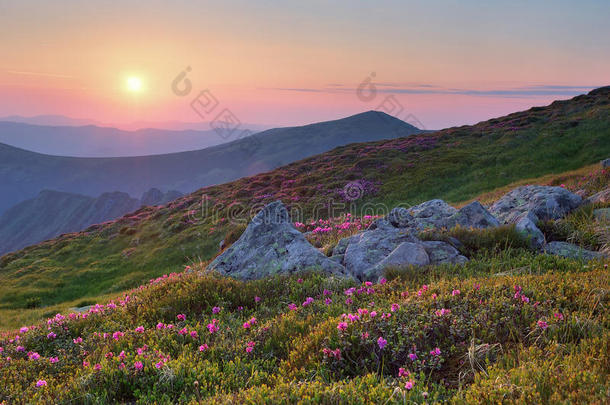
[0,121,234,157]
[0,111,421,216]
[0,114,270,132]
[0,188,182,255]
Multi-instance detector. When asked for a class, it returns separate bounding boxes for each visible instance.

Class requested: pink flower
[345,298,353,305]
[155,361,163,369]
[156,322,165,330]
[405,380,414,390]
[323,289,332,296]
[435,308,451,317]
[337,322,348,331]
[190,330,198,339]
[288,303,298,311]
[135,326,145,333]
[302,297,314,307]
[398,367,409,377]
[325,298,332,305]
[28,352,41,360]
[537,320,548,330]
[377,336,387,350]
[36,380,47,387]
[112,331,124,340]
[430,347,441,356]
[243,321,251,329]
[94,363,102,371]
[409,353,417,361]
[16,346,25,352]
[452,289,461,296]
[49,357,59,364]
[212,306,221,314]
[177,314,186,321]
[118,351,126,360]
[19,327,29,334]
[297,278,303,284]
[554,312,564,321]
[105,352,114,359]
[245,341,255,353]
[254,296,261,303]
[207,319,219,334]
[134,361,143,371]
[370,311,377,318]
[199,344,209,352]
[47,332,56,339]
[379,278,387,285]
[83,361,90,367]
[391,303,400,312]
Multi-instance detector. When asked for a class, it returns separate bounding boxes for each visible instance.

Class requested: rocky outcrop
[446,201,500,229]
[593,208,610,221]
[421,241,469,265]
[140,188,183,206]
[489,186,582,250]
[342,226,417,279]
[489,185,582,223]
[544,241,606,261]
[602,158,610,168]
[514,212,546,250]
[585,188,610,205]
[207,201,349,279]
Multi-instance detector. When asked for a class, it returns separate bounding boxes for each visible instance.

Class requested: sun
[126,76,143,92]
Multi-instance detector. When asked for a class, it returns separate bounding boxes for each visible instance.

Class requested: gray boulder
[343,227,417,279]
[585,188,610,205]
[544,241,606,261]
[421,241,469,265]
[593,208,610,222]
[385,200,457,231]
[490,185,582,223]
[365,242,430,280]
[207,201,349,279]
[446,201,500,229]
[514,211,546,250]
[602,158,610,168]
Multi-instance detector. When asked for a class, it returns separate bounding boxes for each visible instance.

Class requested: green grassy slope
[1,87,609,328]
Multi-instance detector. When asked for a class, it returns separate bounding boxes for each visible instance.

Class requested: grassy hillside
[0,87,609,329]
[0,111,419,215]
[0,247,607,403]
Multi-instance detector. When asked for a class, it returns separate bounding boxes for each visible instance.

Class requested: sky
[0,0,609,130]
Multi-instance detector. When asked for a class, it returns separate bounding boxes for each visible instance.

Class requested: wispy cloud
[4,70,73,79]
[269,84,601,98]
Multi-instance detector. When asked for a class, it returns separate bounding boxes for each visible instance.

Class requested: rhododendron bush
[0,252,607,403]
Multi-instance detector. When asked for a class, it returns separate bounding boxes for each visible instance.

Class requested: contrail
[5,70,73,79]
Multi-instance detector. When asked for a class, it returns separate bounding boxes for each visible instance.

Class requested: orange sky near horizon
[0,0,608,129]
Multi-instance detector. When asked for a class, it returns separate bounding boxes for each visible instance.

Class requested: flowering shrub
[0,251,607,403]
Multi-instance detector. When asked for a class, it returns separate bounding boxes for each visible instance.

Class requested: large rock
[593,208,610,221]
[514,211,546,250]
[490,185,582,223]
[585,188,610,205]
[207,201,348,279]
[365,242,430,280]
[421,241,469,265]
[544,241,606,261]
[385,200,457,231]
[446,201,500,229]
[602,158,610,168]
[343,227,417,279]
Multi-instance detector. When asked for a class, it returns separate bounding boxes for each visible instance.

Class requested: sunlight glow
[126,76,143,92]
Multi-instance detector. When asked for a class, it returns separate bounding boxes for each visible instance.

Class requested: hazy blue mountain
[0,111,421,215]
[0,190,141,255]
[0,186,185,255]
[0,121,232,157]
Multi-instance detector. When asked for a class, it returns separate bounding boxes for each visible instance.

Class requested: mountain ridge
[0,111,421,215]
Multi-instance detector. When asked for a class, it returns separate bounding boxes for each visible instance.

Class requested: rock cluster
[207,185,606,281]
